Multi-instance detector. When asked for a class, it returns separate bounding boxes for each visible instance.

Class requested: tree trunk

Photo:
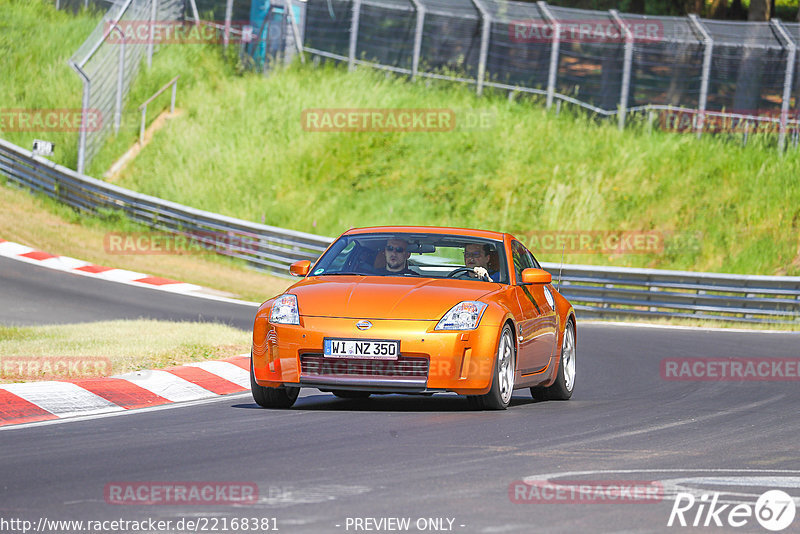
[709,0,727,19]
[688,0,704,15]
[733,27,766,113]
[665,42,695,106]
[748,0,770,21]
[730,0,745,19]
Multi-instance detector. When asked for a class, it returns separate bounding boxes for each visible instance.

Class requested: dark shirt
[375,266,417,276]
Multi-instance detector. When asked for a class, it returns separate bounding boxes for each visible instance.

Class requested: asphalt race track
[2,258,799,533]
[0,256,256,329]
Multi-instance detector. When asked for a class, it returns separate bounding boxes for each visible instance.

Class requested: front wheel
[250,355,299,408]
[467,324,515,410]
[531,320,575,401]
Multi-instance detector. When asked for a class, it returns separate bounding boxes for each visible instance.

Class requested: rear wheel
[531,320,575,401]
[467,324,515,410]
[250,355,299,408]
[332,390,371,399]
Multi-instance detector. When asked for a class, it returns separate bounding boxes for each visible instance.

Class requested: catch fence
[301,0,800,149]
[58,0,184,174]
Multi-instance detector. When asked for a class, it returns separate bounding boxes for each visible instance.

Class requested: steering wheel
[447,267,490,282]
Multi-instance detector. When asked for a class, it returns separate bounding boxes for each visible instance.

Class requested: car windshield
[311,232,508,283]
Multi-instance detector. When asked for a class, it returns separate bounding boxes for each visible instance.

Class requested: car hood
[289,276,498,321]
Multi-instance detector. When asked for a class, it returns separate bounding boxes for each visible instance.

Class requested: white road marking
[0,381,123,417]
[114,369,218,402]
[187,361,250,388]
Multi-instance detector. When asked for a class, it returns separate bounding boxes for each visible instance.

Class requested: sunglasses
[464,251,485,258]
[385,245,405,253]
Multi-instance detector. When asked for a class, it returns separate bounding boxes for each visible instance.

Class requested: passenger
[464,243,501,282]
[377,238,416,275]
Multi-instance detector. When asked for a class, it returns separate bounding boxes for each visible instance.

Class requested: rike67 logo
[668,490,796,531]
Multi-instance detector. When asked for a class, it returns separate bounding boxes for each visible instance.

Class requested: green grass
[98,57,800,276]
[0,0,101,169]
[0,320,249,382]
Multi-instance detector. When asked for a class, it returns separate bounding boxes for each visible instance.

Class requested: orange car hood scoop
[291,276,496,321]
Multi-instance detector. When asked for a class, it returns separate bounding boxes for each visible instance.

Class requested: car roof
[343,226,510,241]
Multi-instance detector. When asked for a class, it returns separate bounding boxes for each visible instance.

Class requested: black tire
[531,320,575,401]
[467,324,516,410]
[331,390,371,399]
[250,355,299,408]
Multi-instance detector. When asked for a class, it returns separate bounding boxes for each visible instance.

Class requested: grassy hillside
[0,0,100,168]
[3,0,800,277]
[99,59,800,276]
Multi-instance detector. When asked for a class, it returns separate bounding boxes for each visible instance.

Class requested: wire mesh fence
[302,0,800,150]
[58,0,184,174]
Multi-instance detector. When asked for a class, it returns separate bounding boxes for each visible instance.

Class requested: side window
[527,248,541,269]
[511,241,534,283]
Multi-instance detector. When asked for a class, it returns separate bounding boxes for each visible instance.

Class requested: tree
[748,0,770,20]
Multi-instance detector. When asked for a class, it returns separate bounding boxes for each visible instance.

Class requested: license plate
[323,338,400,360]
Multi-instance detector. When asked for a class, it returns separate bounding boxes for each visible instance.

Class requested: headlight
[435,301,487,331]
[270,294,299,324]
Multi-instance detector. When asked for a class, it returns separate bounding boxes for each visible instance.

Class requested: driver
[377,238,416,275]
[464,243,500,282]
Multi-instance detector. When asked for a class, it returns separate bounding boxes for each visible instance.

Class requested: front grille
[300,354,429,379]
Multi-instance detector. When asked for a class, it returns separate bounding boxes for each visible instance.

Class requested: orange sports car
[250,226,576,410]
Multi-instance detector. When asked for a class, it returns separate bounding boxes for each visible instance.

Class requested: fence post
[610,10,633,131]
[470,0,491,95]
[409,0,425,80]
[348,0,362,71]
[147,0,157,67]
[114,23,125,134]
[70,62,91,175]
[537,2,560,110]
[689,14,712,140]
[285,0,306,63]
[188,0,200,24]
[223,0,234,50]
[139,105,147,145]
[771,19,797,152]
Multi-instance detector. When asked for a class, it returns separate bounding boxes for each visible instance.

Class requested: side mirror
[521,268,551,285]
[290,260,311,277]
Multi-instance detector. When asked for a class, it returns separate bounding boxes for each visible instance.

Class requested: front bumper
[253,316,500,395]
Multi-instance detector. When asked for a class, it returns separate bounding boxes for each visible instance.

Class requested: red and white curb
[0,238,258,305]
[0,355,251,427]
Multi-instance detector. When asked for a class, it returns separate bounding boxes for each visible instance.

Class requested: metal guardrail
[0,137,331,273]
[1,137,799,324]
[541,263,800,325]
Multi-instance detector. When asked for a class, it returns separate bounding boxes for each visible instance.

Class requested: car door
[510,241,557,376]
